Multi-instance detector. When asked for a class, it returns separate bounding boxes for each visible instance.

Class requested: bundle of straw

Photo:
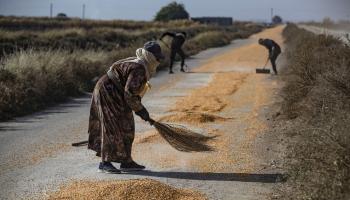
[149,119,214,152]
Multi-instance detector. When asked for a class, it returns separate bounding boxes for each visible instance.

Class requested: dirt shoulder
[273,24,350,200]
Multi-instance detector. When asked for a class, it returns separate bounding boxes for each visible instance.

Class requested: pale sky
[0,0,349,22]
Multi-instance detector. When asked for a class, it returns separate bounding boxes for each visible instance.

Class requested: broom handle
[73,118,155,146]
[72,140,88,146]
[148,118,156,126]
[263,57,270,69]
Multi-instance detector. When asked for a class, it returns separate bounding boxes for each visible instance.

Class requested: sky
[0,0,349,22]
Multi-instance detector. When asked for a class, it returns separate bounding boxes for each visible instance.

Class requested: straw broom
[73,119,214,152]
[148,118,214,152]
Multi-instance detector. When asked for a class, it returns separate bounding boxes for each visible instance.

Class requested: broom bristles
[153,121,214,152]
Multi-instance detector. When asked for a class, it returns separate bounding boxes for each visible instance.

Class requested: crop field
[0,16,262,120]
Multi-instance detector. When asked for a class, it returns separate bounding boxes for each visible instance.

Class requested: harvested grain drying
[171,73,247,114]
[135,130,162,144]
[48,178,207,200]
[160,112,230,125]
[133,26,285,172]
[195,25,284,73]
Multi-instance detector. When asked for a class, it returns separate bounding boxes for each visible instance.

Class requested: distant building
[191,17,233,26]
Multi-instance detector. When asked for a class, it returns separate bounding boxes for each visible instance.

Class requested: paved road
[0,26,285,200]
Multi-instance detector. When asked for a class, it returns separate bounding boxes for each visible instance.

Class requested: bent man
[160,31,187,74]
[258,38,281,75]
[88,41,164,174]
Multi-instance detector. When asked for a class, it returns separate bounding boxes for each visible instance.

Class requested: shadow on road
[186,70,250,74]
[126,170,287,183]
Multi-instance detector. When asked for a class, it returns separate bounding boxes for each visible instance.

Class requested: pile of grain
[48,178,207,200]
[159,112,230,125]
[170,73,247,114]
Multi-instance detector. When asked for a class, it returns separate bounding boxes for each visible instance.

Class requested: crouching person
[87,41,164,174]
[258,38,281,75]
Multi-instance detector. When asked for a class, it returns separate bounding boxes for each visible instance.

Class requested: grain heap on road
[170,73,247,115]
[48,178,207,200]
[159,112,229,125]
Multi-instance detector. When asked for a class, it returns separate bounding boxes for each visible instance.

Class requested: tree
[56,13,69,20]
[56,13,68,18]
[154,2,189,22]
[272,15,283,24]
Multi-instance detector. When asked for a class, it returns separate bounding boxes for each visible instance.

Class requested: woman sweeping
[87,41,164,174]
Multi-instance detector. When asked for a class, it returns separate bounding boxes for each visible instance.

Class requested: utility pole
[270,8,274,22]
[50,3,53,18]
[82,4,85,19]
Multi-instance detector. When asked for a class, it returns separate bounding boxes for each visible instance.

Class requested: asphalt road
[299,24,350,44]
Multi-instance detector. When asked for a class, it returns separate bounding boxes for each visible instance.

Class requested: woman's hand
[135,107,151,122]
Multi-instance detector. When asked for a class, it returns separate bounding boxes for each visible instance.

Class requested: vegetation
[272,15,282,24]
[0,15,195,30]
[56,13,68,18]
[0,19,217,57]
[0,17,262,120]
[154,2,189,22]
[276,24,350,200]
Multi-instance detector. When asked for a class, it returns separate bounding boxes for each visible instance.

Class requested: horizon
[0,0,349,23]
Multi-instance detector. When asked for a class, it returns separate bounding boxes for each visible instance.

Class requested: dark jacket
[261,39,281,56]
[160,32,186,50]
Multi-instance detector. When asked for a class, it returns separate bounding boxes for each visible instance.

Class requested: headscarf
[107,48,159,97]
[136,48,160,80]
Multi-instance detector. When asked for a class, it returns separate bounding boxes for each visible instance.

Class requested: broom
[148,118,214,152]
[256,57,270,74]
[72,119,214,152]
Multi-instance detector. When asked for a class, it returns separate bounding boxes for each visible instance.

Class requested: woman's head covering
[143,41,164,60]
[136,41,164,79]
[136,48,159,79]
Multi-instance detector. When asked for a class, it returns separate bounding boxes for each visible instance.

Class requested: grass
[0,17,260,57]
[0,24,217,57]
[0,16,198,30]
[0,17,263,120]
[275,24,350,200]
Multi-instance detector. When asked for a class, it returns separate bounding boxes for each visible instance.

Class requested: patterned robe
[88,61,147,162]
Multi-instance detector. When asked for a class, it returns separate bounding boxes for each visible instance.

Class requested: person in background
[160,31,187,74]
[258,38,281,75]
[88,41,164,174]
